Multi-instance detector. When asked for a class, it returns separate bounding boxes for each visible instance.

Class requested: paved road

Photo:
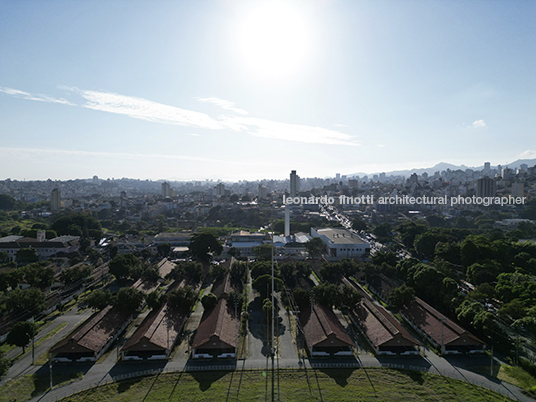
[0,306,93,388]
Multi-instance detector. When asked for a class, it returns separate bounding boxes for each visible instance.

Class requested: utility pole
[271,228,275,358]
[490,346,494,377]
[310,292,315,356]
[234,293,238,359]
[516,334,519,366]
[49,353,53,390]
[439,316,445,356]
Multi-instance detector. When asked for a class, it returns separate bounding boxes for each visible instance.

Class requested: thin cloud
[472,119,487,128]
[68,88,225,130]
[228,116,359,146]
[197,97,248,114]
[0,146,244,164]
[0,86,73,105]
[377,144,386,147]
[1,86,358,146]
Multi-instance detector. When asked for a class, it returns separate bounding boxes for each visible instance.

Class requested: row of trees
[0,262,55,292]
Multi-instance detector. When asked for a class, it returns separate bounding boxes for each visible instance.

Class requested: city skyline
[1,1,535,181]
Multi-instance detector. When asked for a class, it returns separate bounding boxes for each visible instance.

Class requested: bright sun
[234,1,313,84]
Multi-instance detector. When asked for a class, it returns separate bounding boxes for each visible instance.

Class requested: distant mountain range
[348,158,536,178]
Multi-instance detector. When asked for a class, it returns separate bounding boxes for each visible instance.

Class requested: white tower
[285,170,298,237]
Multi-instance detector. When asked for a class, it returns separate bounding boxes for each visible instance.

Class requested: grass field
[0,372,83,402]
[56,368,512,402]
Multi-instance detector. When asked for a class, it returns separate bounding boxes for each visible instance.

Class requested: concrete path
[1,307,93,388]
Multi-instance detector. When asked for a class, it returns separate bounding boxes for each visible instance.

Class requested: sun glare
[235,1,313,84]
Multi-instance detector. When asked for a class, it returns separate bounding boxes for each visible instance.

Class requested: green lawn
[467,362,536,391]
[0,372,83,402]
[57,368,512,402]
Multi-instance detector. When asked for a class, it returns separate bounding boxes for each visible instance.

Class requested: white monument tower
[285,170,298,237]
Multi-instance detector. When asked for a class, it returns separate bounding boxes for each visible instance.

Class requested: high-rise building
[258,184,268,200]
[512,182,524,197]
[290,170,299,197]
[215,183,225,197]
[476,177,496,198]
[162,182,171,197]
[51,188,61,211]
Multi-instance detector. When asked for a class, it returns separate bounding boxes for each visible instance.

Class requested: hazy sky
[1,0,535,181]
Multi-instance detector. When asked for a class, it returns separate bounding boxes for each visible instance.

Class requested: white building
[311,228,370,260]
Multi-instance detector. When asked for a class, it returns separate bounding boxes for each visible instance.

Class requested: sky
[1,0,535,182]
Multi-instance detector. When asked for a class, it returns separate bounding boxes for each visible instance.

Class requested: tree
[229,289,244,311]
[250,261,276,279]
[292,288,310,308]
[6,288,45,314]
[228,247,241,258]
[210,264,227,281]
[201,293,218,311]
[16,248,39,265]
[371,250,398,267]
[0,350,9,378]
[51,213,103,241]
[7,321,37,353]
[167,286,197,312]
[59,265,92,285]
[86,289,113,310]
[142,266,160,283]
[109,254,141,281]
[115,287,144,313]
[252,274,283,300]
[262,298,273,321]
[253,244,275,261]
[0,251,9,263]
[21,263,55,288]
[351,217,368,232]
[312,283,342,309]
[156,243,171,257]
[230,261,247,287]
[305,237,325,258]
[168,261,203,284]
[0,194,17,211]
[188,232,222,261]
[389,284,415,309]
[372,223,392,241]
[146,290,166,310]
[340,284,361,309]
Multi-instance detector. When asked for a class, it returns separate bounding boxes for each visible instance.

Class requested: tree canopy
[188,232,222,261]
[7,321,37,353]
[109,254,142,281]
[305,237,325,258]
[50,212,103,240]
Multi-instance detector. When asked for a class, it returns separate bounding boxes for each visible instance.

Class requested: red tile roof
[353,297,418,348]
[343,277,418,348]
[50,305,131,355]
[121,303,187,352]
[401,297,484,347]
[157,258,175,279]
[300,303,354,349]
[192,298,237,350]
